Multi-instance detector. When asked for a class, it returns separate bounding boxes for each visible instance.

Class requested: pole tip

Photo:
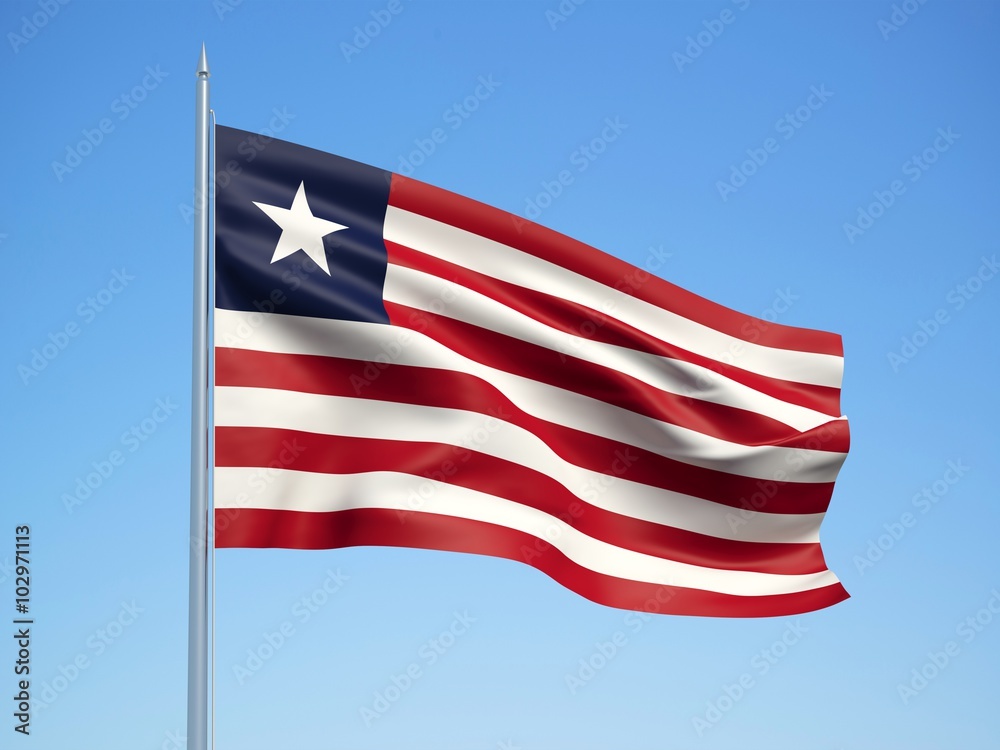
[197,43,210,77]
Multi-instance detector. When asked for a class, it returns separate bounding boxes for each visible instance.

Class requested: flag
[213,125,850,618]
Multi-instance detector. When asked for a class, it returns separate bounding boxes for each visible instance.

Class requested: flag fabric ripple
[212,125,851,618]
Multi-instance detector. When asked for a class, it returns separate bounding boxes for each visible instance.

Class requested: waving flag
[212,125,850,617]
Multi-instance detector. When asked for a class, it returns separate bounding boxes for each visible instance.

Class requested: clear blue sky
[2,1,998,748]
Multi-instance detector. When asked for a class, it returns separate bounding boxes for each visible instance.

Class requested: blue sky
[1,1,998,748]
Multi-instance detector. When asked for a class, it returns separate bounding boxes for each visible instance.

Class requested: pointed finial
[197,44,210,78]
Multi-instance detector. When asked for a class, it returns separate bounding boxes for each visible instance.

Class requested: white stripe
[385,262,837,433]
[215,310,848,483]
[216,385,825,544]
[215,467,840,597]
[383,206,844,389]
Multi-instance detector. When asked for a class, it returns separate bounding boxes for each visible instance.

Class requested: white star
[253,181,347,276]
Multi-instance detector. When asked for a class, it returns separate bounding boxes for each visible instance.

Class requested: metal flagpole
[188,42,211,750]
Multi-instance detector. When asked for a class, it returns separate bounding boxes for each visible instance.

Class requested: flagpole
[188,43,211,750]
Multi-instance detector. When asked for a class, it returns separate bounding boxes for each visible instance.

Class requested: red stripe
[216,426,831,575]
[213,508,849,617]
[217,347,843,514]
[387,239,842,417]
[383,300,850,452]
[388,174,844,359]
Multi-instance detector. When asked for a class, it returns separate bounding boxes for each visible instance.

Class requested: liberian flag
[213,125,850,618]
